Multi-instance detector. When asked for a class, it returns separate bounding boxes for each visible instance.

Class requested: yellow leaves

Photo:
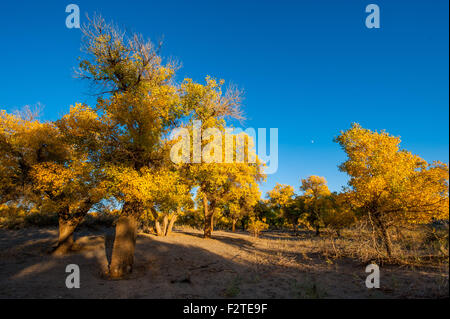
[247,217,269,237]
[0,109,72,203]
[31,159,96,202]
[321,192,356,230]
[61,103,98,126]
[103,165,191,211]
[226,178,261,218]
[57,103,102,143]
[267,184,295,207]
[336,123,449,225]
[181,76,242,123]
[300,176,330,199]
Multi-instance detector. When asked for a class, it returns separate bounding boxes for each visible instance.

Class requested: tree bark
[52,200,91,255]
[203,194,213,238]
[109,202,140,278]
[154,220,164,236]
[52,215,78,255]
[204,213,213,238]
[166,214,177,236]
[375,216,393,258]
[232,218,237,232]
[150,208,164,236]
[162,215,169,235]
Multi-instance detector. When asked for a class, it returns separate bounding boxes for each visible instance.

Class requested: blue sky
[0,0,448,196]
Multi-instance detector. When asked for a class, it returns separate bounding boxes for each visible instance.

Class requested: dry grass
[0,226,448,298]
[170,223,449,268]
[256,225,449,269]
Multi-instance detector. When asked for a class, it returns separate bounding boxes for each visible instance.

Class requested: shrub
[247,217,269,237]
[0,205,58,229]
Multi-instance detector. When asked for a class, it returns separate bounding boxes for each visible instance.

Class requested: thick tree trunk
[162,215,169,235]
[154,220,164,236]
[232,218,237,232]
[52,216,78,255]
[166,214,177,236]
[204,213,213,238]
[109,202,140,278]
[52,200,91,255]
[150,208,164,236]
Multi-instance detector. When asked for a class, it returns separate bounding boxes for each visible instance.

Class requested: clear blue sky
[0,0,448,196]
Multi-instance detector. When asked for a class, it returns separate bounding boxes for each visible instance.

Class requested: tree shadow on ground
[0,227,447,299]
[176,229,321,262]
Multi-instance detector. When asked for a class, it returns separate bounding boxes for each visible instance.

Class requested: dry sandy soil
[0,227,448,299]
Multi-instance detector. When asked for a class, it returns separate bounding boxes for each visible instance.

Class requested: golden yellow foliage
[335,123,449,256]
[335,123,449,224]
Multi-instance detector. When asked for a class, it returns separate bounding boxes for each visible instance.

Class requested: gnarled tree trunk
[52,199,92,255]
[203,194,213,238]
[375,215,393,258]
[53,215,78,255]
[109,202,140,278]
[152,209,178,237]
[162,215,169,235]
[166,213,178,236]
[154,220,164,236]
[155,209,179,236]
[150,208,165,236]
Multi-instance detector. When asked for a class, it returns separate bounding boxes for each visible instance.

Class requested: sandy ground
[0,227,448,299]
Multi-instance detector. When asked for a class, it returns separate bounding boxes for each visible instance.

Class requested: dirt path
[0,227,447,298]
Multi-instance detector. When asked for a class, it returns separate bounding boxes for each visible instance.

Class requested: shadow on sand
[0,227,447,299]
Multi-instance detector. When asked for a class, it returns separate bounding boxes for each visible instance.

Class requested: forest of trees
[0,17,448,279]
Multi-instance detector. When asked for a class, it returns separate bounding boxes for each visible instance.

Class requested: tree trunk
[154,220,164,236]
[375,216,393,258]
[166,214,177,236]
[232,218,237,232]
[204,212,213,238]
[109,202,140,278]
[150,208,164,236]
[52,215,78,255]
[162,215,169,235]
[52,200,91,255]
[292,217,298,235]
[203,194,213,238]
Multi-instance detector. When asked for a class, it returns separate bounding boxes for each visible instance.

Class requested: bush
[0,205,58,229]
[0,205,119,229]
[247,217,269,237]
